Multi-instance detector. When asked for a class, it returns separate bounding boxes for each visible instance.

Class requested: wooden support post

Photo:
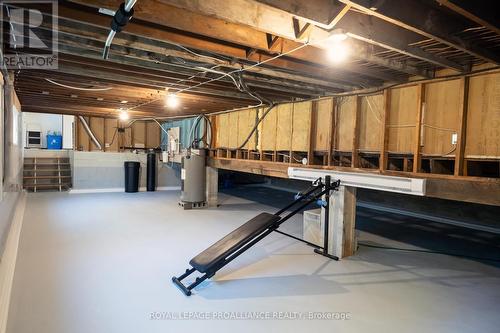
[413,83,425,173]
[205,166,218,207]
[307,101,317,165]
[75,117,79,150]
[289,103,294,165]
[327,98,335,166]
[144,121,148,149]
[209,115,217,149]
[351,96,361,168]
[102,118,106,152]
[130,123,135,149]
[454,77,469,176]
[327,186,357,258]
[379,89,390,171]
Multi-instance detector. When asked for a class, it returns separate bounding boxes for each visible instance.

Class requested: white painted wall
[22,112,63,148]
[0,75,24,258]
[62,115,74,149]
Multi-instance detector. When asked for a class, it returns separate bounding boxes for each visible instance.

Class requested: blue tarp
[160,117,205,150]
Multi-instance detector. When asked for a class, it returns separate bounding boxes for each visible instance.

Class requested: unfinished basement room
[0,0,499,332]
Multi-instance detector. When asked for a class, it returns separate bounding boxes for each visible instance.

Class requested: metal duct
[78,116,103,151]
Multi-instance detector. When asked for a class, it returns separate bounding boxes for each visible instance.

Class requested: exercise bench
[172,176,340,296]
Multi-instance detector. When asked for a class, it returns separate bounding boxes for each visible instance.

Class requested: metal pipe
[102,30,116,59]
[102,0,137,59]
[78,116,103,150]
[124,0,137,12]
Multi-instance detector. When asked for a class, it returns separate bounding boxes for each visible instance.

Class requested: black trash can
[124,161,140,193]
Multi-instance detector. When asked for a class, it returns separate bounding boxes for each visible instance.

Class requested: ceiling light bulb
[119,110,129,121]
[327,40,349,63]
[328,29,347,43]
[166,93,179,108]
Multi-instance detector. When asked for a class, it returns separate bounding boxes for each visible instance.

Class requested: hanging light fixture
[326,29,349,63]
[165,88,180,108]
[118,108,129,121]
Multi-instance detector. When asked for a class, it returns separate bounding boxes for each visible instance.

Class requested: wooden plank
[260,106,278,151]
[227,111,239,149]
[336,96,357,152]
[276,103,293,151]
[291,100,312,152]
[209,157,500,206]
[359,93,384,151]
[146,121,161,149]
[312,98,333,151]
[351,97,361,168]
[216,113,230,148]
[426,177,500,206]
[387,85,418,154]
[89,117,104,151]
[105,118,119,151]
[327,98,335,166]
[413,84,425,172]
[422,79,461,156]
[464,72,500,158]
[307,101,317,164]
[132,121,146,148]
[379,89,390,170]
[329,186,357,258]
[454,77,470,175]
[237,108,258,150]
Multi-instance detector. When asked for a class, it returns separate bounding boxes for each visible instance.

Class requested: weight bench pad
[190,213,280,273]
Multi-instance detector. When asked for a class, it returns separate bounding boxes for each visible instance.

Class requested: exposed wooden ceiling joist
[147,0,455,72]
[338,0,500,65]
[436,0,500,36]
[256,0,345,29]
[67,0,428,77]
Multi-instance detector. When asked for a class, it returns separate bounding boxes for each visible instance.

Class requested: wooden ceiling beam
[15,1,390,83]
[66,0,424,77]
[340,0,500,65]
[238,0,464,70]
[337,10,465,71]
[256,0,344,29]
[118,0,435,75]
[436,0,500,36]
[16,21,355,92]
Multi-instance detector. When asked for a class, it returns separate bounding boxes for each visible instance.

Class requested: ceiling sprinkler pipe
[102,0,137,59]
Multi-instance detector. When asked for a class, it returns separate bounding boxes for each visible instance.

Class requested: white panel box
[303,209,322,247]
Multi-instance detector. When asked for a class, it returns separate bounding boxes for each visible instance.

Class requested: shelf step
[23,176,72,179]
[24,169,71,172]
[24,163,71,166]
[23,184,70,188]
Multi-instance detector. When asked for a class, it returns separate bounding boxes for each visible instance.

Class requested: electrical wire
[171,39,313,96]
[236,103,276,150]
[45,78,113,91]
[358,242,500,263]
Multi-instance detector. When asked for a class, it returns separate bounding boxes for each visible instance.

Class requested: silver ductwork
[78,116,102,151]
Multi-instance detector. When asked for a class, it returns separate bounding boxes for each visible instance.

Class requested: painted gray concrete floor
[7,191,500,333]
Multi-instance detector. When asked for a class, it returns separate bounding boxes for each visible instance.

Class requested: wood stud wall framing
[75,117,161,152]
[212,67,500,182]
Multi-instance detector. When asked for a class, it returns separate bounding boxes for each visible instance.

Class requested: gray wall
[72,151,181,190]
[0,75,23,257]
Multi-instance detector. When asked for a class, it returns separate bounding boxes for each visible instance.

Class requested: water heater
[180,149,206,209]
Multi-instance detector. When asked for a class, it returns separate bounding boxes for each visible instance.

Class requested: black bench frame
[172,176,340,296]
